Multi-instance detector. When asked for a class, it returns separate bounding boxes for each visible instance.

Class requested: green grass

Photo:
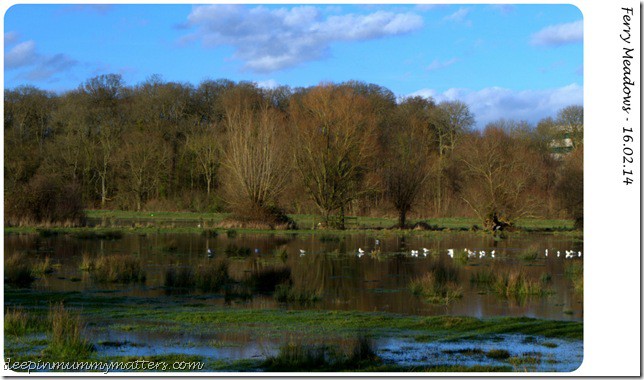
[3,210,576,235]
[274,284,321,305]
[46,302,95,360]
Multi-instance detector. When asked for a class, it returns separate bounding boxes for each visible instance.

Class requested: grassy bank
[5,210,578,236]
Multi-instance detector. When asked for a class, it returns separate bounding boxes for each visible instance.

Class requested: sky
[3,3,583,128]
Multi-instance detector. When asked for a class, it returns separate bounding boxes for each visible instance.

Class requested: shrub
[5,173,86,227]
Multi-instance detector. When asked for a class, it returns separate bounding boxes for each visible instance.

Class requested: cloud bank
[182,5,423,72]
[531,20,583,47]
[409,83,583,128]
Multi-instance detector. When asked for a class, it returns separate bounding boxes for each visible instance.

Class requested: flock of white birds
[216,243,582,260]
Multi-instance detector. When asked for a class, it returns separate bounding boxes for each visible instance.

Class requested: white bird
[411,250,419,257]
[447,249,454,258]
[557,251,561,258]
[468,250,476,258]
[491,250,495,258]
[358,248,365,254]
[207,248,213,258]
[299,249,306,257]
[479,250,486,258]
[375,239,381,246]
[578,251,582,257]
[357,252,365,258]
[545,249,548,257]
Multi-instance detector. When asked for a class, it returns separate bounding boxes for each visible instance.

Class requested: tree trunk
[399,209,407,229]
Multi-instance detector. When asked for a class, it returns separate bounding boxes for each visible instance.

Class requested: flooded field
[4,230,583,372]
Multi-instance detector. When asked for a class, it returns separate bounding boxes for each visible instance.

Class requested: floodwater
[5,231,583,320]
[5,231,583,371]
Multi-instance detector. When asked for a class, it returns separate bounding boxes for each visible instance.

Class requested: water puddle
[376,334,582,372]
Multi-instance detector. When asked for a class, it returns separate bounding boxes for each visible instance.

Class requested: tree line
[4,74,583,229]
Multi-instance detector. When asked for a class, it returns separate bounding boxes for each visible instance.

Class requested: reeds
[90,255,146,284]
[492,269,549,298]
[47,302,94,360]
[4,307,30,336]
[195,259,230,292]
[164,259,230,292]
[409,272,463,305]
[273,284,321,305]
[31,256,54,276]
[565,262,583,294]
[263,335,379,371]
[4,252,35,287]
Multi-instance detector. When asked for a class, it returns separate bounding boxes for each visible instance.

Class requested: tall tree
[220,84,290,219]
[454,126,540,230]
[79,74,127,207]
[382,97,435,227]
[431,100,474,215]
[290,84,378,228]
[556,105,583,150]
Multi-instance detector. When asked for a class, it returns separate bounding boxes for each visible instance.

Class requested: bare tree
[185,126,221,197]
[290,84,378,228]
[115,131,167,211]
[454,126,540,230]
[431,100,474,215]
[383,97,435,227]
[556,105,583,149]
[220,85,290,219]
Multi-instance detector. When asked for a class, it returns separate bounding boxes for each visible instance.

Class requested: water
[5,231,583,320]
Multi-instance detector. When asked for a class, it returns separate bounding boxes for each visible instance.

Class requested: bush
[5,173,86,227]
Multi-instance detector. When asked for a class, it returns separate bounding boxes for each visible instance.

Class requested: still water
[5,231,583,321]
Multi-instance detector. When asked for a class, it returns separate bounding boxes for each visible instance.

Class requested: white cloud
[444,7,471,25]
[530,20,583,47]
[5,40,38,69]
[5,37,78,81]
[5,31,19,45]
[183,5,423,73]
[408,83,583,128]
[426,57,459,71]
[255,79,279,89]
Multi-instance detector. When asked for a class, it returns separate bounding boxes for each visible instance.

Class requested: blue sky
[3,3,583,127]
